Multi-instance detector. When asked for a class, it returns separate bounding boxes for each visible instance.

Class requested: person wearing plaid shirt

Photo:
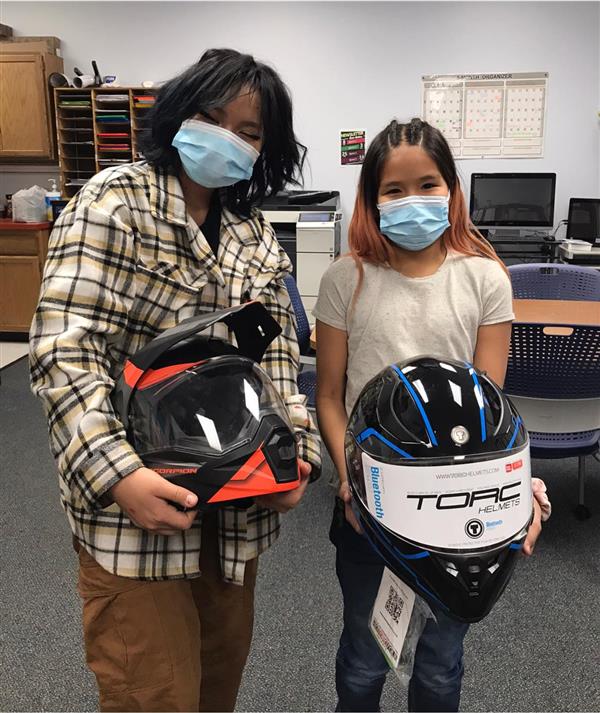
[29,49,321,712]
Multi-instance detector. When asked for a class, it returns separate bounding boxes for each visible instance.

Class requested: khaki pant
[76,514,257,712]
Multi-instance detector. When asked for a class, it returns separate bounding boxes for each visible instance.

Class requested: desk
[559,243,600,270]
[490,238,559,262]
[309,298,600,349]
[514,299,599,326]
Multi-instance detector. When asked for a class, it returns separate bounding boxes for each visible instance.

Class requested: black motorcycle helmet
[346,356,532,623]
[112,302,300,508]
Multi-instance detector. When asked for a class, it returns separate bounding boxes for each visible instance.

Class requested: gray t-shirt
[313,251,514,416]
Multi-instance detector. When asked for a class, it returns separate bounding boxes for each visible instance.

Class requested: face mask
[172,119,260,188]
[378,193,451,251]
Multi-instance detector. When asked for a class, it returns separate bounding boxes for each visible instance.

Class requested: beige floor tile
[0,342,29,369]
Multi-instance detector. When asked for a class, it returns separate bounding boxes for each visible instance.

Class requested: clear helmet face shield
[131,357,294,458]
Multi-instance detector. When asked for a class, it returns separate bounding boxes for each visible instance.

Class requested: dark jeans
[330,500,469,712]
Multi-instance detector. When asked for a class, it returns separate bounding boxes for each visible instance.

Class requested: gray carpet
[1,358,599,712]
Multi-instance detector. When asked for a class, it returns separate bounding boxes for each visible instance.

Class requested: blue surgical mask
[378,194,451,250]
[172,119,260,188]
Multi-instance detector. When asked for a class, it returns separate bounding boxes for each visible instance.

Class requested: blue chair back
[508,263,600,301]
[283,274,311,355]
[505,324,600,399]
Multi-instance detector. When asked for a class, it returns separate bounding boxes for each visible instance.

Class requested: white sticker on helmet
[361,449,532,551]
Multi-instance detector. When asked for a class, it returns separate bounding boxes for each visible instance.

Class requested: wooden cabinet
[0,51,63,160]
[0,220,49,332]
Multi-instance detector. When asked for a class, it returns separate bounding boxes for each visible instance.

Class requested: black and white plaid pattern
[30,162,321,583]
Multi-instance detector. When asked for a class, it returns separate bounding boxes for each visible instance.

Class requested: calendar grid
[422,72,548,159]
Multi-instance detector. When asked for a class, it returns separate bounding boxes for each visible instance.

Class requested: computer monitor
[566,198,600,245]
[469,173,556,228]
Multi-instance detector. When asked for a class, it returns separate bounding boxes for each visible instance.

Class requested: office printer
[260,190,342,319]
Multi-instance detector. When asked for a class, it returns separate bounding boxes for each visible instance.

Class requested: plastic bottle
[46,179,61,222]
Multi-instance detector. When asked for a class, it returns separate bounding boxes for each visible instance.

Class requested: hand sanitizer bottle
[46,179,61,222]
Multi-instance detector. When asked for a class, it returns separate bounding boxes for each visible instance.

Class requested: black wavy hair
[142,48,306,215]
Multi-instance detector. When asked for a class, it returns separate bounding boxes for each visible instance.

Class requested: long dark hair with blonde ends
[348,118,508,294]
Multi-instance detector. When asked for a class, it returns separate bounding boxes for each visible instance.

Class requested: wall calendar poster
[422,72,548,159]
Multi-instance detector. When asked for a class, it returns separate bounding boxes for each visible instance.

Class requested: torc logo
[505,459,523,473]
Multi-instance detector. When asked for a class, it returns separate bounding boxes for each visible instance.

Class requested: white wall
[3,1,599,242]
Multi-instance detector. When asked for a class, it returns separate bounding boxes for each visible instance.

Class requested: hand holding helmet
[338,479,362,534]
[523,498,543,555]
[256,459,312,513]
[110,466,199,536]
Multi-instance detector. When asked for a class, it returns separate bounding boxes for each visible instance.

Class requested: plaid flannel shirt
[29,162,321,583]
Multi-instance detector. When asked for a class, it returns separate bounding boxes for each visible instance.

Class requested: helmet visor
[130,357,292,456]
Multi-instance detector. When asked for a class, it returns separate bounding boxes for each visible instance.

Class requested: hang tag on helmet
[370,567,415,669]
[369,568,434,686]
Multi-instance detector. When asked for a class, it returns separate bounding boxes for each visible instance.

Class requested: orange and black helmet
[112,302,300,508]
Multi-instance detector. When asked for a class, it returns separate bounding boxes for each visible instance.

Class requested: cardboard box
[8,35,60,50]
[0,36,61,55]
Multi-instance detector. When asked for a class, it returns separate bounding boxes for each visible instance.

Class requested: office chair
[283,274,316,409]
[505,265,600,519]
[509,263,600,301]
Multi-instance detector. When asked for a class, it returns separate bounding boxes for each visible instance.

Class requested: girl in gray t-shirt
[314,117,549,712]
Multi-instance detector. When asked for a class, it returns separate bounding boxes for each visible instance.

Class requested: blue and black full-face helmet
[345,356,532,623]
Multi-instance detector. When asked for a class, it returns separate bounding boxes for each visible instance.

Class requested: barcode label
[370,567,416,670]
[371,616,399,663]
[385,585,405,623]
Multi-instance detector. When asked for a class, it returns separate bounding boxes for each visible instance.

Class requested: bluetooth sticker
[465,519,484,539]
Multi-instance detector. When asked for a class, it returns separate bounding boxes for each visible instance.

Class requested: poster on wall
[422,72,548,159]
[341,130,366,165]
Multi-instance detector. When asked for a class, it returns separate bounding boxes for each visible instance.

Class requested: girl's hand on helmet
[523,498,542,556]
[339,480,363,535]
[110,467,199,536]
[255,460,311,513]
